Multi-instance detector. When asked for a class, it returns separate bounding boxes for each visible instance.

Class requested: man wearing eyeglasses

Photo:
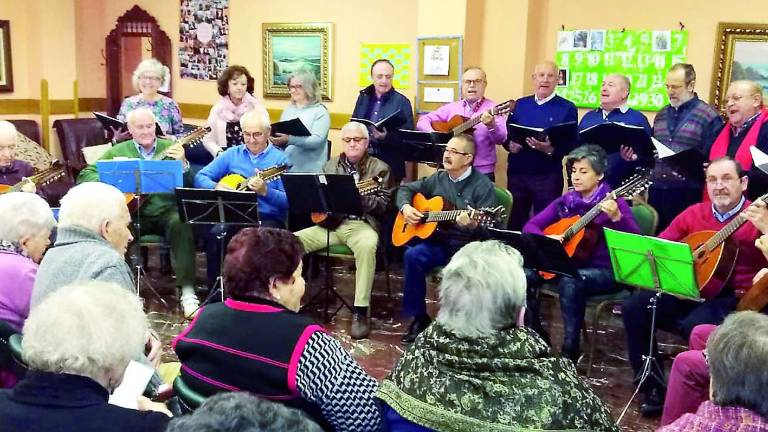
[195,108,289,297]
[416,67,507,181]
[621,156,767,418]
[396,134,499,342]
[294,121,394,339]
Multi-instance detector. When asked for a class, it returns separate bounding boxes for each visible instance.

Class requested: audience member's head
[0,192,56,263]
[165,392,322,432]
[22,281,147,392]
[58,182,133,255]
[224,227,305,311]
[708,311,768,417]
[436,240,526,337]
[0,120,18,168]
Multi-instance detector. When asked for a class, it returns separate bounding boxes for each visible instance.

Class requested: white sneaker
[180,287,200,319]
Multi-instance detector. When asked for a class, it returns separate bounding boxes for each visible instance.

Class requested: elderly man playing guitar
[396,134,500,343]
[622,156,768,418]
[0,121,38,194]
[416,66,510,181]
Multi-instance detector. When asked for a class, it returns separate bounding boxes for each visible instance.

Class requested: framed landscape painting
[711,22,768,109]
[262,22,332,100]
[0,20,13,92]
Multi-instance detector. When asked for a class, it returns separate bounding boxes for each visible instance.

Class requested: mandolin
[392,192,503,246]
[0,160,65,194]
[683,191,768,299]
[124,126,211,212]
[217,164,288,191]
[310,176,383,230]
[539,172,652,279]
[430,99,515,136]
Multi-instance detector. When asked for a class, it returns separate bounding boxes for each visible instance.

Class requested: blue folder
[96,159,183,194]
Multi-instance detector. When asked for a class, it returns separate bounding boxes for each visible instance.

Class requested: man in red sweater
[622,156,767,417]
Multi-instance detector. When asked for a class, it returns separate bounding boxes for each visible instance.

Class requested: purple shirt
[416,98,507,174]
[0,251,37,331]
[0,160,35,188]
[658,401,768,432]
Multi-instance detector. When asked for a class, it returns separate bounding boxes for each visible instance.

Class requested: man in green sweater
[78,107,199,318]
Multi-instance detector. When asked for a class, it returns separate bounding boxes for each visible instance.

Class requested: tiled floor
[142,254,685,431]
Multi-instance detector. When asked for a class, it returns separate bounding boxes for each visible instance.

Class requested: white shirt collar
[535,92,557,105]
[449,166,473,183]
[602,103,629,118]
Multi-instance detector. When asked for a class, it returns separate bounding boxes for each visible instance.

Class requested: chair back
[7,333,27,379]
[52,118,107,180]
[173,375,207,412]
[631,202,659,236]
[7,119,41,144]
[493,186,514,228]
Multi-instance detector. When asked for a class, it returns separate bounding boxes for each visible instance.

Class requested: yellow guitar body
[218,173,248,190]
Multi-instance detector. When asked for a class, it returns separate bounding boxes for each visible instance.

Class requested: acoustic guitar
[124,125,212,212]
[392,192,503,246]
[539,172,652,279]
[0,160,65,194]
[682,191,768,299]
[310,176,383,230]
[217,164,288,191]
[737,272,768,312]
[430,99,515,136]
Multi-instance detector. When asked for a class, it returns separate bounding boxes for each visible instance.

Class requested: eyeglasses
[242,131,265,140]
[706,176,740,186]
[288,84,304,90]
[463,79,485,86]
[341,136,367,143]
[140,75,162,82]
[444,147,469,156]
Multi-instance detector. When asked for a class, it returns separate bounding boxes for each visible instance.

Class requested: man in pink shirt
[416,67,507,180]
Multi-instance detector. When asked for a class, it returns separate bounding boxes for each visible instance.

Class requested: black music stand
[487,228,582,279]
[398,129,451,167]
[175,187,260,307]
[98,159,183,307]
[283,173,363,321]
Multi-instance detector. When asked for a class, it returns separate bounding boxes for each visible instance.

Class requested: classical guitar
[217,164,288,191]
[0,160,66,194]
[310,176,383,230]
[430,99,515,136]
[683,191,768,299]
[392,193,503,246]
[124,126,212,212]
[539,172,652,279]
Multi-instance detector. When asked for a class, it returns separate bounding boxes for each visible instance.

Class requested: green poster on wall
[555,30,688,112]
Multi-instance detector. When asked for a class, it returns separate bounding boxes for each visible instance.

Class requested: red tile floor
[142,254,686,431]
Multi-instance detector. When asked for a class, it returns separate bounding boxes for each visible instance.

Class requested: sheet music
[751,146,768,174]
[108,360,155,409]
[652,137,675,159]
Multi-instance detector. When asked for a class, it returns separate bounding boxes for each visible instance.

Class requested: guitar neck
[452,115,482,135]
[423,209,466,223]
[701,194,768,252]
[563,195,610,241]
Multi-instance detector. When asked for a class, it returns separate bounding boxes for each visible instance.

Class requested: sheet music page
[108,360,155,410]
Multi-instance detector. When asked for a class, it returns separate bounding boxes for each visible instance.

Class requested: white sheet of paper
[82,143,113,164]
[652,137,675,159]
[751,146,768,172]
[423,45,450,76]
[108,360,155,410]
[423,87,454,103]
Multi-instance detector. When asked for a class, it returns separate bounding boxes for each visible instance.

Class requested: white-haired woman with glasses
[270,69,330,173]
[377,240,619,432]
[115,58,183,140]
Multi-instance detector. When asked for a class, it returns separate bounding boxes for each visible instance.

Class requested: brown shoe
[350,314,371,340]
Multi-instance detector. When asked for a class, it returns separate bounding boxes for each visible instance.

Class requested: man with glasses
[294,122,394,339]
[416,67,507,181]
[396,134,499,342]
[195,108,289,296]
[621,156,767,418]
[650,64,723,231]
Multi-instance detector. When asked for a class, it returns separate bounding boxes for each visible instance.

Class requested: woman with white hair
[116,58,183,139]
[0,192,55,332]
[377,240,619,432]
[271,69,330,173]
[0,281,171,431]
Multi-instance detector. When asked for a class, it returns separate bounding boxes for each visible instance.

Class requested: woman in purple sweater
[523,144,639,363]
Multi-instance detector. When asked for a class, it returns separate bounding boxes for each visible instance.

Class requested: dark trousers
[402,242,449,317]
[648,182,702,233]
[526,267,619,353]
[622,290,737,390]
[507,171,563,230]
[205,219,285,292]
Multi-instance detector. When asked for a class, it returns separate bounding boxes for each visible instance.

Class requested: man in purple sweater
[416,67,507,181]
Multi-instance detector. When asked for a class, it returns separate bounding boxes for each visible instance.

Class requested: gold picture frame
[262,22,333,101]
[0,20,14,93]
[710,22,768,110]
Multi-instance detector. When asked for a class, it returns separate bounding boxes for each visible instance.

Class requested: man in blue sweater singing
[505,61,578,229]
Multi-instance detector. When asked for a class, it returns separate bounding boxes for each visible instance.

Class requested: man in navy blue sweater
[578,74,652,188]
[505,61,578,229]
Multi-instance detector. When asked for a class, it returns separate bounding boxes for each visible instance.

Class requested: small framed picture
[572,30,590,50]
[590,30,606,51]
[652,31,671,52]
[558,68,568,87]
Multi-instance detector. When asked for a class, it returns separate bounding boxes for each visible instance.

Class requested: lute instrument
[310,176,383,230]
[430,99,515,136]
[0,160,65,194]
[217,164,288,191]
[392,192,504,246]
[683,191,768,299]
[539,172,652,279]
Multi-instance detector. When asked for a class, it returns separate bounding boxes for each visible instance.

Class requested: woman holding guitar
[0,121,38,194]
[523,144,640,364]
